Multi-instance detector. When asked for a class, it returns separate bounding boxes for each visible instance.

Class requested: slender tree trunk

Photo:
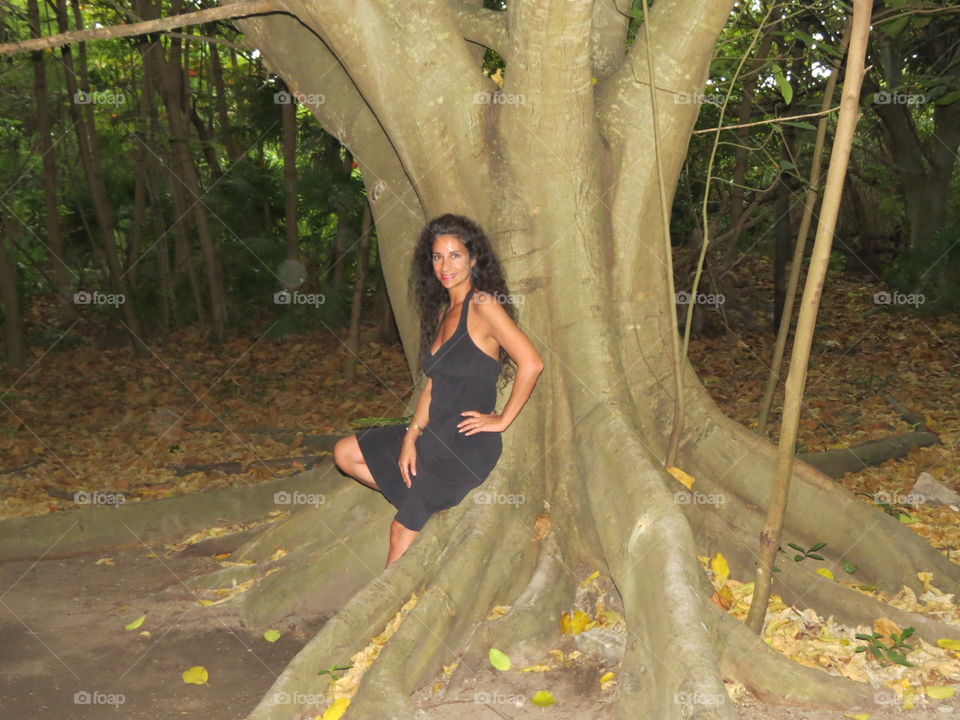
[344,200,373,381]
[0,211,26,370]
[747,0,872,634]
[281,81,299,261]
[27,0,72,320]
[55,0,147,354]
[152,0,227,341]
[208,26,242,162]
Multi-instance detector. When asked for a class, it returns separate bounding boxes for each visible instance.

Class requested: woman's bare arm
[473,297,544,432]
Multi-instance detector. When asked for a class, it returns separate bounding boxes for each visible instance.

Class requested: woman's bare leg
[333,435,378,489]
[386,520,419,566]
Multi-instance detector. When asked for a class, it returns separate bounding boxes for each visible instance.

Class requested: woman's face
[432,234,477,290]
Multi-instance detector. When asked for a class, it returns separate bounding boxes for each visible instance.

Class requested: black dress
[357,286,503,531]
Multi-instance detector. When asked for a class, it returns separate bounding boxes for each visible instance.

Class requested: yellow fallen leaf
[561,610,592,634]
[937,639,960,651]
[486,605,510,620]
[667,466,695,490]
[269,548,288,562]
[926,686,956,699]
[488,648,511,671]
[843,714,870,720]
[263,629,281,643]
[579,570,600,588]
[95,557,114,566]
[182,666,209,685]
[711,553,730,583]
[600,671,616,690]
[519,664,552,673]
[138,630,151,639]
[531,690,556,707]
[815,568,834,580]
[321,697,350,720]
[124,614,146,631]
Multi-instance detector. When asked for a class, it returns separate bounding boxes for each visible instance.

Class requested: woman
[333,214,544,566]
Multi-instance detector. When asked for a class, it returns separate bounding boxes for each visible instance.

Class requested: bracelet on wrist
[407,421,424,435]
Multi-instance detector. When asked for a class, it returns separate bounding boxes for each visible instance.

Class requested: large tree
[5,1,960,719]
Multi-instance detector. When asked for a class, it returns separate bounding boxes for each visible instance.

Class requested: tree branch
[0,0,277,56]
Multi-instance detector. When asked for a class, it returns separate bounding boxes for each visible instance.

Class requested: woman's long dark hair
[411,214,517,387]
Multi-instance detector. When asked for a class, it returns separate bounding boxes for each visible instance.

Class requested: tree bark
[54,0,148,355]
[0,211,26,370]
[26,0,73,320]
[345,200,373,382]
[15,3,960,719]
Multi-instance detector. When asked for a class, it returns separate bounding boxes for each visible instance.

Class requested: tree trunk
[152,0,228,341]
[280,80,299,261]
[27,0,73,320]
[55,0,148,355]
[19,2,960,719]
[0,210,26,370]
[344,200,373,381]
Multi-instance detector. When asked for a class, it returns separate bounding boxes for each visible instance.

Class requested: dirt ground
[3,543,960,720]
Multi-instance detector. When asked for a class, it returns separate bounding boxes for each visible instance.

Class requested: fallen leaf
[488,648,511,671]
[579,570,600,588]
[321,697,350,720]
[926,686,956,699]
[816,568,835,580]
[519,664,552,673]
[711,553,730,583]
[937,639,960,651]
[95,557,114,566]
[182,665,209,685]
[264,629,281,643]
[531,690,556,707]
[667,466,695,490]
[124,614,146,631]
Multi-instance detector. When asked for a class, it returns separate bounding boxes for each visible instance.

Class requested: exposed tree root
[347,455,542,718]
[576,404,739,720]
[678,389,960,596]
[686,498,960,646]
[0,463,343,561]
[442,532,573,699]
[799,430,939,479]
[714,607,878,711]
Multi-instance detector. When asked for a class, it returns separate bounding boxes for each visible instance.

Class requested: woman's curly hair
[410,214,517,387]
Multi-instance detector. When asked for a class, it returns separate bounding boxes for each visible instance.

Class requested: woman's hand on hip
[458,411,506,436]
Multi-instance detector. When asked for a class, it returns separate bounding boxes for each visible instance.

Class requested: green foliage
[887,222,960,312]
[786,541,826,562]
[854,628,915,667]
